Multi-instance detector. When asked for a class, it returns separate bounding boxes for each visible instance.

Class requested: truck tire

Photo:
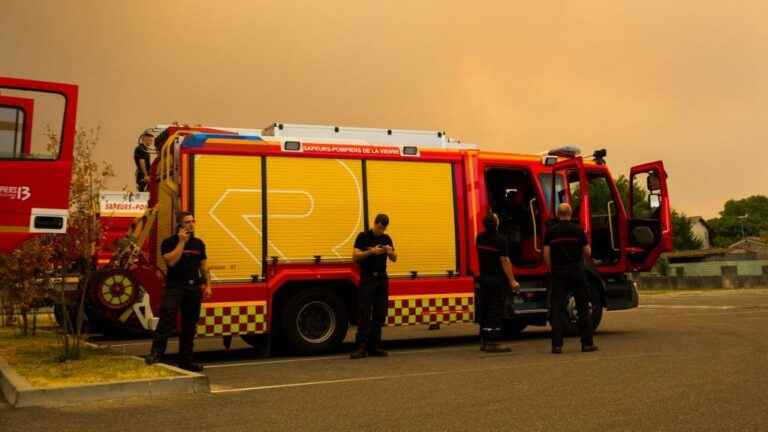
[558,284,604,336]
[280,287,349,355]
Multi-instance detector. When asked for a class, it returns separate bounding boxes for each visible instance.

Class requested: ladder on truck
[263,123,477,149]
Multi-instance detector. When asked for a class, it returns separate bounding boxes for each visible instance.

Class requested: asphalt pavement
[2,288,767,431]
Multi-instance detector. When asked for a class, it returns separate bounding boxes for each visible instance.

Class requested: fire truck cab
[0,77,77,253]
[91,123,671,355]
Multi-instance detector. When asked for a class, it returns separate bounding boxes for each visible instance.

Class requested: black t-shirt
[134,145,151,181]
[161,234,207,286]
[354,230,393,275]
[543,220,588,271]
[476,230,509,277]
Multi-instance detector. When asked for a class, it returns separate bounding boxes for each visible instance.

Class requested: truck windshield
[0,88,65,160]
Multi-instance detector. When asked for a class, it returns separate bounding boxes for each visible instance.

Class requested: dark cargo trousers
[549,269,594,349]
[355,274,389,349]
[150,284,202,364]
[478,275,505,341]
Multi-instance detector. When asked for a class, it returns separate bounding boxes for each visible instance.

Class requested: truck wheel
[280,288,349,355]
[559,285,604,336]
[502,320,527,338]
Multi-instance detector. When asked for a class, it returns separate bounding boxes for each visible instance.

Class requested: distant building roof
[729,237,768,257]
[665,248,727,262]
[687,216,710,229]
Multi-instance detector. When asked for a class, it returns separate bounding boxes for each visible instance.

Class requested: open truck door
[0,77,78,252]
[626,161,672,272]
[548,157,591,238]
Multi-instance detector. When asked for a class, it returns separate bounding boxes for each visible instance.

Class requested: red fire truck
[89,123,671,354]
[0,77,672,355]
[0,77,77,251]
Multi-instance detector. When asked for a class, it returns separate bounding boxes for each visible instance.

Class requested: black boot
[368,347,388,357]
[350,345,368,359]
[581,344,599,353]
[483,342,511,353]
[144,352,163,365]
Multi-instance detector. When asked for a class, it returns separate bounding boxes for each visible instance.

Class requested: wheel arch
[270,278,358,332]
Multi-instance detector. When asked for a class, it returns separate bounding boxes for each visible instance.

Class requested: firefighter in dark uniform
[145,211,213,371]
[476,212,520,353]
[134,131,154,192]
[543,203,598,354]
[350,214,397,359]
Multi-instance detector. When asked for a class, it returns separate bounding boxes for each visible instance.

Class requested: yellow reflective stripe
[0,225,27,233]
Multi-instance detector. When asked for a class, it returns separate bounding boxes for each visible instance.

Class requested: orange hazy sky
[2,0,767,218]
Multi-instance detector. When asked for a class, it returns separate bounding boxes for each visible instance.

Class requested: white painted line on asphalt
[204,344,488,369]
[210,352,664,394]
[206,354,348,368]
[639,305,740,310]
[94,341,157,348]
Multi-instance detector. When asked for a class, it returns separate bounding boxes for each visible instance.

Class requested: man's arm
[501,256,520,290]
[139,159,150,179]
[201,259,212,300]
[543,245,551,270]
[383,243,397,262]
[581,230,591,261]
[354,246,384,262]
[162,231,188,267]
[163,242,185,267]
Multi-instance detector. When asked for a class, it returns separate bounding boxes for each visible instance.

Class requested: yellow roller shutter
[267,157,364,262]
[193,155,263,281]
[366,160,457,277]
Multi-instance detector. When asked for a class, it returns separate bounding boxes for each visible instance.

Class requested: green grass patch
[0,326,178,388]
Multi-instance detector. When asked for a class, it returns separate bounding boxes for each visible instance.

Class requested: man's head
[557,203,573,221]
[139,132,155,150]
[483,212,499,232]
[372,213,389,235]
[177,211,195,234]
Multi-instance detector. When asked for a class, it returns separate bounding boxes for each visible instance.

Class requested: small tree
[708,195,768,247]
[671,209,703,251]
[46,127,115,359]
[0,236,57,335]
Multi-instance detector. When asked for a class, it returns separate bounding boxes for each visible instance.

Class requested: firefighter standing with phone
[145,211,212,371]
[350,214,397,359]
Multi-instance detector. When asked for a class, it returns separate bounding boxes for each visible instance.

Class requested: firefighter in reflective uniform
[476,213,520,353]
[543,203,598,354]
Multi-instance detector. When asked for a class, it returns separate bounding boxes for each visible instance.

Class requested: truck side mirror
[646,173,660,192]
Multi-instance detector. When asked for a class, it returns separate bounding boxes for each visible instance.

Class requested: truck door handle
[529,198,541,253]
[607,201,619,252]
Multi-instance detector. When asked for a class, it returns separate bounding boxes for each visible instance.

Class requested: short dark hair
[374,213,389,227]
[177,211,194,223]
[483,212,498,232]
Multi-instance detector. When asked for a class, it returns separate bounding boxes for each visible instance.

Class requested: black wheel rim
[565,293,593,325]
[296,301,336,344]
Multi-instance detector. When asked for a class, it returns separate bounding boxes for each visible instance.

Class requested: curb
[0,356,209,408]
